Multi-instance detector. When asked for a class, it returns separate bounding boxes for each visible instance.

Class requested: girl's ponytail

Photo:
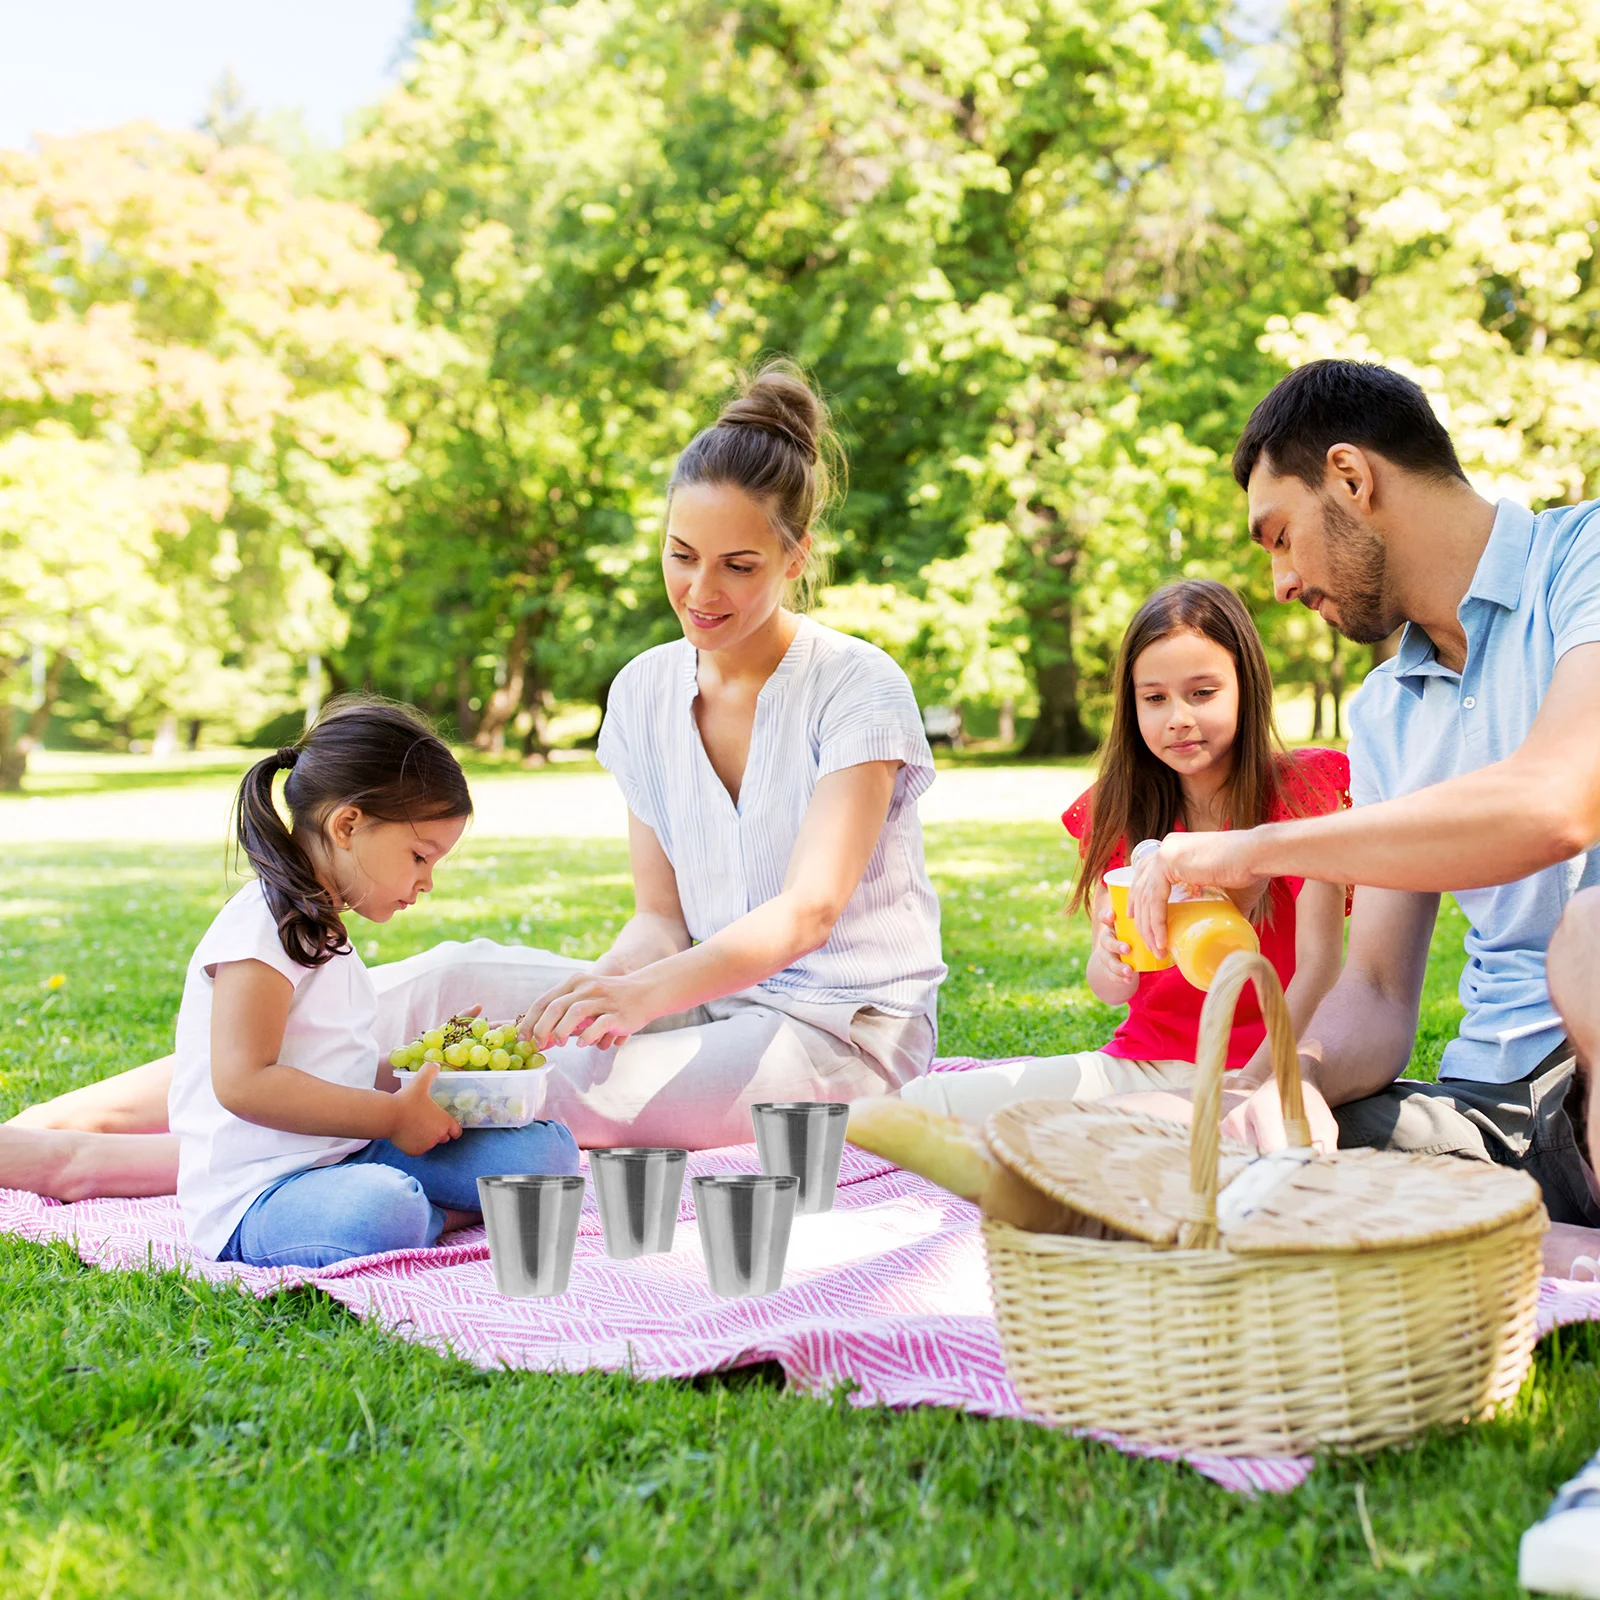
[231,700,472,968]
[235,745,351,967]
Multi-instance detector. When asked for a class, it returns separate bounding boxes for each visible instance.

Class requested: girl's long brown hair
[1068,580,1296,915]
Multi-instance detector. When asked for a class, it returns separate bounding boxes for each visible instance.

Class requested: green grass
[0,822,1590,1597]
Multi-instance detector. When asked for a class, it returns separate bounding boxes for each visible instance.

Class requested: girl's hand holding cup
[1090,904,1141,1001]
[387,1060,462,1156]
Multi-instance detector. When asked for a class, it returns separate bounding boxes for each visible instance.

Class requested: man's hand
[386,1062,462,1156]
[1221,1070,1339,1154]
[1129,830,1270,958]
[519,970,659,1052]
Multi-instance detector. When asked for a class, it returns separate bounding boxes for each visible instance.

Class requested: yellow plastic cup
[1103,866,1175,973]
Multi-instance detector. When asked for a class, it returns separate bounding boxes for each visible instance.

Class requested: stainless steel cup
[751,1101,851,1214]
[476,1174,586,1298]
[692,1174,798,1298]
[588,1147,688,1259]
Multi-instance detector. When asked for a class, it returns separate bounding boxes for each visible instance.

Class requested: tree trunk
[1310,679,1326,741]
[0,647,64,792]
[1021,583,1094,757]
[519,655,552,768]
[474,613,531,753]
[1023,656,1093,756]
[1329,632,1346,741]
[455,656,479,742]
[1015,497,1095,758]
[303,652,323,733]
[998,697,1016,746]
[0,689,23,791]
[187,718,203,751]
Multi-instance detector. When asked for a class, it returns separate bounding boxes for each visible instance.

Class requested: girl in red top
[903,579,1350,1127]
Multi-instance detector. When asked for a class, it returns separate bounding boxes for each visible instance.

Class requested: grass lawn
[1,819,1594,1597]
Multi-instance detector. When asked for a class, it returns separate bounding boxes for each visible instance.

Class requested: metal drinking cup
[692,1174,798,1298]
[588,1147,688,1259]
[750,1101,850,1214]
[476,1174,586,1298]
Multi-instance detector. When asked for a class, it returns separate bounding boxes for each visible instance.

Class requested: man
[1128,359,1600,1241]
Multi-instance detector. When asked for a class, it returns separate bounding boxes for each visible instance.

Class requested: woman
[6,359,945,1186]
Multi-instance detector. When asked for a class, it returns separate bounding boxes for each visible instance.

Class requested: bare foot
[0,1127,178,1201]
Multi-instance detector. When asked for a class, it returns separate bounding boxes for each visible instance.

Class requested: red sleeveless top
[1062,748,1351,1069]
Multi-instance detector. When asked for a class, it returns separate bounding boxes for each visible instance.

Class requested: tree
[0,428,182,785]
[349,0,1265,753]
[1252,0,1600,520]
[0,126,418,783]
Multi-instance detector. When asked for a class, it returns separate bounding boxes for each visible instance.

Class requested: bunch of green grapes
[389,1013,547,1073]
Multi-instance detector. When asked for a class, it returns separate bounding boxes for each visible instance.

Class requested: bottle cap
[1130,838,1162,864]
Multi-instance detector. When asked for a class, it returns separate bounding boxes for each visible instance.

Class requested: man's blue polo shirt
[1346,497,1600,1084]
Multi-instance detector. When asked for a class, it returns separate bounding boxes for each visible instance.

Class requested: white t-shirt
[168,879,380,1257]
[596,615,947,1023]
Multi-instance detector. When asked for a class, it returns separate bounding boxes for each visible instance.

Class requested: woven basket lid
[985,1099,1545,1254]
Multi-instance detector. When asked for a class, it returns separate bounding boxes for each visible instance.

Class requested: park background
[6,3,1600,1596]
[8,0,1599,785]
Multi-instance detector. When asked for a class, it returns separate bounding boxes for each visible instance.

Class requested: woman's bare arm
[524,761,901,1048]
[589,812,694,976]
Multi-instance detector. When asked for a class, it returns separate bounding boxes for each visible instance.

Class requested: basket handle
[1178,948,1310,1250]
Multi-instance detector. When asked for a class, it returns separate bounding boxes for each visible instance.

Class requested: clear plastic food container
[394,1067,549,1129]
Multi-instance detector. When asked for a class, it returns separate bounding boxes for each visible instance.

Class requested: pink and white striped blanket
[5,1061,1596,1496]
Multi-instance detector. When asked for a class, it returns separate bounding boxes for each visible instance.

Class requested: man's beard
[1308,498,1399,645]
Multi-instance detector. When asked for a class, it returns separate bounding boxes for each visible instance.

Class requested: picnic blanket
[5,1056,1598,1496]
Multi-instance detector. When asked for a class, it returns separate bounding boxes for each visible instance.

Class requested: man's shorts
[1333,1039,1600,1227]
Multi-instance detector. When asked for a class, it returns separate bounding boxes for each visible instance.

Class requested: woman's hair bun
[717,361,823,464]
[668,354,843,608]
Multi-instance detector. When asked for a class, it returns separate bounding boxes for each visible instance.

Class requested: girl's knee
[479,1120,581,1175]
[540,1120,581,1173]
[335,1164,436,1252]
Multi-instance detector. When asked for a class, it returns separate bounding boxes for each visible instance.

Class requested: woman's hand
[386,1062,462,1156]
[1087,904,1140,1005]
[519,971,659,1052]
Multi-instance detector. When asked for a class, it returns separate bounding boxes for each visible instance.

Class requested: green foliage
[0,127,419,782]
[13,0,1600,765]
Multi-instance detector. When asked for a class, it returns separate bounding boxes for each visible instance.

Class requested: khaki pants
[370,939,934,1150]
[1333,1041,1600,1228]
[899,1051,1197,1128]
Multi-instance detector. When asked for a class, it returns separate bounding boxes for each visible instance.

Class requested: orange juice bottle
[1165,891,1260,990]
[1130,840,1260,991]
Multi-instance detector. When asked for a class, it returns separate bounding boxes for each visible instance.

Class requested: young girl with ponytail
[167,699,577,1266]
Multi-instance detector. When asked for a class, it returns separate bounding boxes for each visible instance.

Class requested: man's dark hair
[1232,359,1468,490]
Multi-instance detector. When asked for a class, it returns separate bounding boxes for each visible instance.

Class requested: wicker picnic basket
[981,950,1547,1456]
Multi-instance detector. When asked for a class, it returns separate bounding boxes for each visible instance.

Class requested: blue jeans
[217,1122,581,1268]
